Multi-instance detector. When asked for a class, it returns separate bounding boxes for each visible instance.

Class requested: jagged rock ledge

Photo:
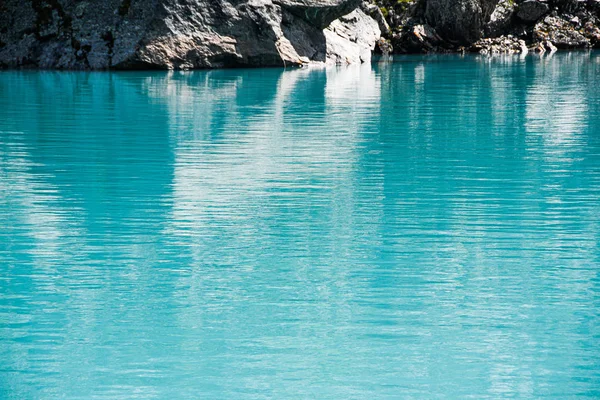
[0,0,380,69]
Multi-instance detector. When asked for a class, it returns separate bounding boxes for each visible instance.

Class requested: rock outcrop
[485,0,515,37]
[516,1,549,23]
[533,15,591,48]
[424,0,500,44]
[395,23,448,53]
[374,0,600,54]
[0,0,380,69]
[274,0,362,28]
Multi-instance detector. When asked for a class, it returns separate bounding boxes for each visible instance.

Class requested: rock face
[485,0,515,37]
[516,1,549,23]
[324,8,381,64]
[0,0,380,69]
[398,24,447,52]
[274,0,362,28]
[361,2,390,35]
[424,0,500,44]
[534,16,591,48]
[376,0,600,53]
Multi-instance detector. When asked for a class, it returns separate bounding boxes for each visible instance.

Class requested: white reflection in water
[0,54,599,399]
[525,53,588,153]
[161,66,381,252]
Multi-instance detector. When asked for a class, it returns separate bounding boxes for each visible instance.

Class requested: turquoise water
[1,53,600,398]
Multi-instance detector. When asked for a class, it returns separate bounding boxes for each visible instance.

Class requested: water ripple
[1,53,600,398]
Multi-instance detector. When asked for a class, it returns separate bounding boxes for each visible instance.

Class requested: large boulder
[0,0,380,69]
[485,0,515,37]
[516,1,549,23]
[325,9,381,63]
[424,0,500,44]
[393,23,447,53]
[583,21,600,47]
[533,16,591,48]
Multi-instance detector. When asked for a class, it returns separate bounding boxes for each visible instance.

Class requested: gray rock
[485,0,515,37]
[530,39,557,53]
[471,35,528,54]
[325,9,381,64]
[0,0,380,69]
[516,1,549,23]
[274,0,362,28]
[361,2,391,35]
[545,40,558,53]
[570,16,580,26]
[533,16,591,48]
[424,0,500,44]
[393,23,446,53]
[376,37,393,54]
[583,21,600,47]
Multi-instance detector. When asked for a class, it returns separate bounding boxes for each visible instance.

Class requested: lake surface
[1,52,600,398]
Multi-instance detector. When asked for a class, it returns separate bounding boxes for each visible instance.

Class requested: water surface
[1,53,600,398]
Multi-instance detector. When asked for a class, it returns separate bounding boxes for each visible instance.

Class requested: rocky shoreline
[0,0,599,70]
[0,0,380,69]
[375,0,600,55]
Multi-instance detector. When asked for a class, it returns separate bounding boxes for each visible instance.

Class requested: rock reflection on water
[146,66,382,264]
[1,53,600,399]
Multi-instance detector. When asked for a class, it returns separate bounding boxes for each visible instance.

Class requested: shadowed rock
[425,0,500,44]
[273,0,362,28]
[516,1,549,23]
[485,0,515,37]
[377,0,600,52]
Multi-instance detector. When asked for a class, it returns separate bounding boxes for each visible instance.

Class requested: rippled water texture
[1,53,600,398]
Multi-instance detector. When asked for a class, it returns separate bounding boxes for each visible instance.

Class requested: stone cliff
[0,0,380,69]
[2,0,599,70]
